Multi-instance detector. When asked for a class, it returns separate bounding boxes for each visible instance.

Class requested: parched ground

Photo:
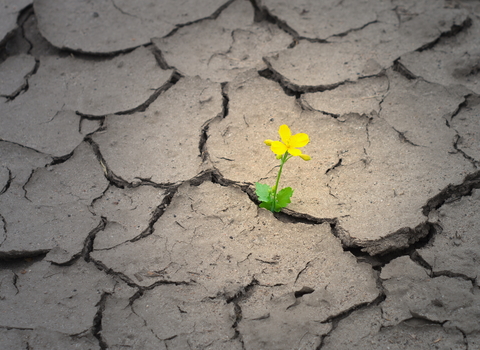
[1,0,480,349]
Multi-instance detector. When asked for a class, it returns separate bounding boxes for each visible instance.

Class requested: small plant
[255,124,311,212]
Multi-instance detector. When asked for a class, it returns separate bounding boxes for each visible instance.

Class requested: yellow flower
[264,124,310,160]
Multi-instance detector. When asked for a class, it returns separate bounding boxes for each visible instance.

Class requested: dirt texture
[1,0,480,349]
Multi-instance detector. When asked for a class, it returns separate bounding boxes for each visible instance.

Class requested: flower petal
[290,133,309,148]
[287,147,302,156]
[278,125,291,144]
[264,139,274,146]
[299,153,311,161]
[270,141,287,155]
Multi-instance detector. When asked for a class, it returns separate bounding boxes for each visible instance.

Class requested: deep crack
[82,217,107,263]
[416,16,472,52]
[92,291,110,350]
[423,170,480,215]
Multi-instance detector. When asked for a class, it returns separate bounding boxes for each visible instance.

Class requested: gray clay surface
[0,53,35,97]
[1,0,480,348]
[419,189,480,284]
[34,0,229,54]
[0,0,32,45]
[92,76,223,185]
[152,0,291,82]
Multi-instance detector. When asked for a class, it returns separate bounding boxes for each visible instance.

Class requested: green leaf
[255,182,272,203]
[275,187,294,211]
[259,201,274,211]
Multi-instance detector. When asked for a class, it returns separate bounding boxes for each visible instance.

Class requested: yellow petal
[287,147,302,156]
[290,133,309,148]
[299,154,311,161]
[264,139,274,146]
[270,141,287,155]
[278,125,291,144]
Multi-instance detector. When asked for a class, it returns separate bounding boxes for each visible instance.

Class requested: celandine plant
[255,124,311,212]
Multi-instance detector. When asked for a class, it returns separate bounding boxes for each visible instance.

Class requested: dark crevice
[410,249,434,272]
[151,44,178,70]
[327,20,378,39]
[231,303,245,348]
[294,260,313,284]
[0,252,47,270]
[90,257,146,289]
[321,292,386,328]
[90,140,211,189]
[82,217,107,262]
[393,59,417,80]
[0,7,38,100]
[210,167,252,191]
[416,16,472,52]
[114,71,181,115]
[162,0,236,39]
[294,286,315,298]
[0,168,12,195]
[130,177,178,188]
[128,288,144,306]
[198,119,212,162]
[20,169,34,201]
[141,279,192,292]
[360,221,434,257]
[221,82,230,119]
[342,247,384,270]
[129,186,178,242]
[2,70,35,101]
[199,83,229,162]
[86,137,130,188]
[422,170,480,215]
[392,127,422,147]
[226,278,258,348]
[298,97,341,118]
[79,116,104,135]
[259,62,349,94]
[90,174,211,250]
[258,67,301,97]
[17,4,33,28]
[125,280,193,308]
[250,0,300,40]
[59,43,140,58]
[431,270,476,284]
[0,214,6,246]
[335,217,440,261]
[358,223,438,269]
[287,286,317,310]
[449,94,471,121]
[226,278,258,304]
[317,293,387,350]
[453,134,478,167]
[77,113,105,122]
[325,158,342,174]
[404,314,446,327]
[75,71,180,119]
[248,0,265,23]
[49,151,74,166]
[92,292,111,350]
[47,253,82,267]
[0,4,32,51]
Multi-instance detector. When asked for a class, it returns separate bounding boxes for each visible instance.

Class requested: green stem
[271,152,290,212]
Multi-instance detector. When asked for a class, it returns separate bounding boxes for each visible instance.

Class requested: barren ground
[1,0,480,349]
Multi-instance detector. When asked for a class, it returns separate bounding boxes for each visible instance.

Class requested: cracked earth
[1,0,480,349]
